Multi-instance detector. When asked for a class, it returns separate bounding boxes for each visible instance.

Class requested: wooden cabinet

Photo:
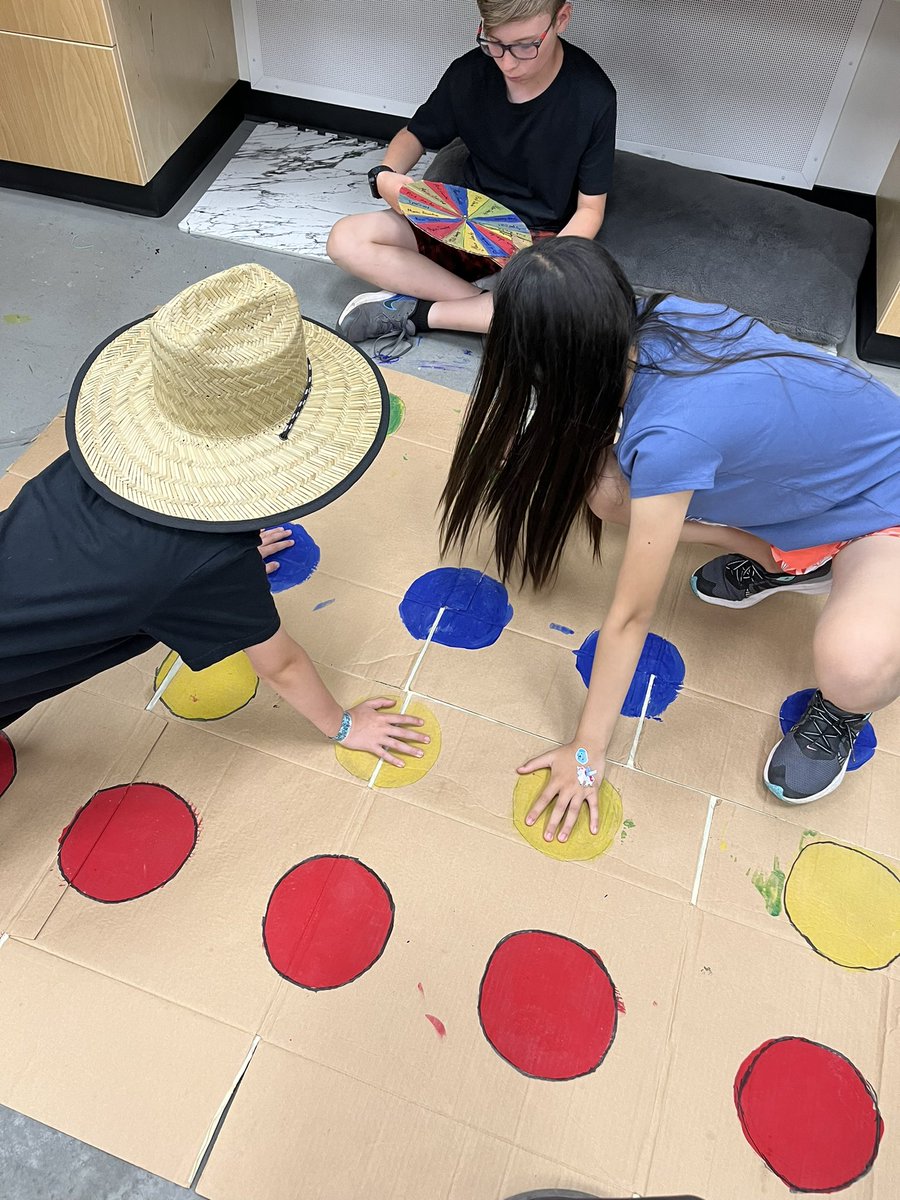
[0,0,237,185]
[876,141,900,337]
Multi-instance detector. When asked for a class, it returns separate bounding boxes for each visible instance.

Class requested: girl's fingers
[544,792,572,842]
[557,795,587,844]
[390,729,430,745]
[587,789,600,836]
[389,715,426,728]
[382,737,424,758]
[524,785,555,827]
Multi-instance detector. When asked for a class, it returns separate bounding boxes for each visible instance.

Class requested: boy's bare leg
[327,210,480,302]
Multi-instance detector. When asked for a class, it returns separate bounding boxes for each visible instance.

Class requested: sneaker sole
[338,290,400,329]
[762,741,850,805]
[690,574,832,608]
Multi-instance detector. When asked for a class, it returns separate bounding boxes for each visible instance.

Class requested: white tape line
[403,605,446,692]
[0,932,9,952]
[189,1034,261,1188]
[145,654,183,711]
[690,794,719,907]
[369,680,417,790]
[625,672,656,769]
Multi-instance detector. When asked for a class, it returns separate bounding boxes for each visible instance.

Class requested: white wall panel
[238,0,890,189]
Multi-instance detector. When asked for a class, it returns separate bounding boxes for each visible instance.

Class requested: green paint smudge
[620,818,636,842]
[751,857,785,917]
[387,392,405,436]
[800,828,819,848]
[3,314,31,325]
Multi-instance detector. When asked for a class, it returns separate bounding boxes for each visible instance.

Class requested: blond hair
[477,0,566,31]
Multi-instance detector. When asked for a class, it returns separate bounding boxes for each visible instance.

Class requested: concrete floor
[1,121,899,1198]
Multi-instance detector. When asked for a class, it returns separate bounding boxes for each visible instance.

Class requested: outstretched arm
[245,627,429,766]
[520,489,692,840]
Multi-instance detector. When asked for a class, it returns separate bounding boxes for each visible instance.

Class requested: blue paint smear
[779,688,876,770]
[313,598,336,612]
[267,523,321,593]
[550,623,575,636]
[399,566,513,649]
[574,630,685,718]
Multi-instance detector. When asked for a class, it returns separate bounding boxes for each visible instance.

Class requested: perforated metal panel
[240,0,881,186]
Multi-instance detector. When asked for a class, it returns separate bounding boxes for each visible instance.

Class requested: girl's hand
[258,526,294,575]
[517,742,604,843]
[343,698,430,768]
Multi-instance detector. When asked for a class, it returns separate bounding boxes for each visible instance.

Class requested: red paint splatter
[425,1014,446,1039]
[417,982,425,997]
[615,989,627,1015]
[734,1037,883,1192]
[263,855,394,990]
[478,930,618,1081]
[58,783,197,903]
[0,732,16,798]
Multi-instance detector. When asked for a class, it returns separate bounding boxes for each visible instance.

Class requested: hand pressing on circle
[258,526,294,575]
[343,698,430,768]
[517,742,604,843]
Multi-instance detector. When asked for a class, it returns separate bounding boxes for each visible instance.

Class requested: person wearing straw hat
[0,263,429,766]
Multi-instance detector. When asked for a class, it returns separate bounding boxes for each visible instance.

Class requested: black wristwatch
[367,164,396,199]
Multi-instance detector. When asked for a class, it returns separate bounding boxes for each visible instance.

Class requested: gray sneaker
[764,689,871,804]
[691,554,832,608]
[337,291,417,359]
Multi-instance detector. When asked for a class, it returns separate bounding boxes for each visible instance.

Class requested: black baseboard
[244,88,406,143]
[0,81,247,218]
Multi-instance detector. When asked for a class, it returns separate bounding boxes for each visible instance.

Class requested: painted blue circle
[399,567,513,650]
[779,688,876,770]
[266,524,321,594]
[574,630,685,718]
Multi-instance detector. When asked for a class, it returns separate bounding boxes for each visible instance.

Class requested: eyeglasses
[476,17,554,60]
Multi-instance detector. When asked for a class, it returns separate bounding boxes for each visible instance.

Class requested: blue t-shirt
[616,297,900,550]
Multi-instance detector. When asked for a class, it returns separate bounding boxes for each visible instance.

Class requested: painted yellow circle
[334,697,441,788]
[154,651,258,721]
[513,770,623,861]
[784,840,900,970]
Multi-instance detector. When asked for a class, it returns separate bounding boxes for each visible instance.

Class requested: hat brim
[66,314,389,533]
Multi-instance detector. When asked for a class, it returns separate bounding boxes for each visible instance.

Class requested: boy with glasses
[328,1,616,356]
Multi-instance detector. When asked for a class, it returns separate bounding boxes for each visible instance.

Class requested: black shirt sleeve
[577,95,617,196]
[407,60,462,150]
[142,542,281,672]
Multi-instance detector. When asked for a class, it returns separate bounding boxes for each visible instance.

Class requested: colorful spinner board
[398,180,533,259]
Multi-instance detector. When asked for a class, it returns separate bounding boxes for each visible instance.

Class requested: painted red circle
[0,732,16,798]
[58,783,198,903]
[734,1037,883,1192]
[478,930,618,1081]
[263,855,395,990]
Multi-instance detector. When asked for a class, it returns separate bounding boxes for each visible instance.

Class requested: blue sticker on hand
[267,523,321,594]
[399,567,513,650]
[574,630,685,718]
[779,689,876,770]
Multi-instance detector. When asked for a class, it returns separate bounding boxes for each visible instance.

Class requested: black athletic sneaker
[691,554,832,608]
[337,291,417,358]
[764,689,871,804]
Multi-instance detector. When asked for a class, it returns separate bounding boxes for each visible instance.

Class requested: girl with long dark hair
[441,237,900,841]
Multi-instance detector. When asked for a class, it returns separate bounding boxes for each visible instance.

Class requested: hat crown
[150,263,306,439]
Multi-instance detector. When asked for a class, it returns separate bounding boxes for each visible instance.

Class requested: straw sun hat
[66,263,388,531]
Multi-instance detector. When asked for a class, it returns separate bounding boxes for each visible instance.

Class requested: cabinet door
[0,0,112,45]
[0,33,143,182]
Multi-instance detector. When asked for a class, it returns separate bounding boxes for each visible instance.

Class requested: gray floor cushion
[426,142,871,347]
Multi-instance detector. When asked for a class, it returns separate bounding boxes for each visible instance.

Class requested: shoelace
[373,321,415,362]
[796,697,866,756]
[724,557,775,592]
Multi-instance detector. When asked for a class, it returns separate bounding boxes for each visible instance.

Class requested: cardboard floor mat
[28,720,374,1029]
[0,939,254,1187]
[0,690,165,936]
[646,909,896,1199]
[197,1042,632,1200]
[259,795,692,1186]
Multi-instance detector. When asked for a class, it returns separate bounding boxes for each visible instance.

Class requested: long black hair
[440,237,864,589]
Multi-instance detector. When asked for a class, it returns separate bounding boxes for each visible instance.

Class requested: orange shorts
[772,527,900,574]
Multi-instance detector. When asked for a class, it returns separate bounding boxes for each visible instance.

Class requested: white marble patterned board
[179,123,434,263]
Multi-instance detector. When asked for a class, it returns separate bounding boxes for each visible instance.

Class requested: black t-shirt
[408,42,616,232]
[0,454,281,724]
